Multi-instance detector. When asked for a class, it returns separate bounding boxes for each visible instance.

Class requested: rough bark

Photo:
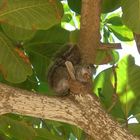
[78,0,121,64]
[134,33,140,54]
[0,83,139,140]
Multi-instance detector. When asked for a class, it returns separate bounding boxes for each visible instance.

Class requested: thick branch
[78,0,121,64]
[78,0,101,63]
[0,83,82,125]
[0,83,138,140]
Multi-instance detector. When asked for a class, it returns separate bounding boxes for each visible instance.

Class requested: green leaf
[130,99,140,117]
[35,128,65,140]
[109,51,119,65]
[93,68,125,119]
[0,0,63,30]
[104,13,134,42]
[101,0,121,13]
[108,25,134,41]
[62,13,72,23]
[102,27,110,43]
[26,25,70,46]
[133,113,140,122]
[1,23,36,41]
[0,116,36,140]
[106,16,123,26]
[25,45,50,81]
[32,136,46,140]
[70,125,85,140]
[67,0,81,14]
[37,82,56,96]
[122,0,140,33]
[69,30,79,44]
[0,133,13,140]
[128,123,140,135]
[93,68,114,107]
[117,55,140,117]
[37,82,49,93]
[13,75,39,91]
[0,32,32,83]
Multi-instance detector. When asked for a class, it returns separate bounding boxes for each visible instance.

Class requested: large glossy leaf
[94,68,114,107]
[67,0,81,14]
[0,0,63,30]
[102,26,110,43]
[62,13,72,23]
[26,25,70,46]
[35,128,66,140]
[11,74,39,91]
[101,0,121,13]
[0,132,14,140]
[25,45,51,81]
[0,32,32,83]
[106,16,122,26]
[93,68,125,119]
[128,123,140,135]
[129,98,140,117]
[69,30,79,44]
[103,14,134,41]
[108,25,134,41]
[116,55,140,117]
[109,51,119,65]
[1,23,36,41]
[37,82,53,96]
[70,125,85,140]
[0,74,39,92]
[122,0,140,33]
[0,116,36,140]
[95,55,140,119]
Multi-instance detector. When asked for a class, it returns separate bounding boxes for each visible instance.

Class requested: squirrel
[47,44,96,96]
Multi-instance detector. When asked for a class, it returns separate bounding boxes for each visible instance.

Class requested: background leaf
[93,68,125,119]
[0,32,32,83]
[0,0,63,30]
[1,23,36,41]
[101,0,121,13]
[0,116,36,140]
[117,55,140,117]
[128,123,140,135]
[26,25,70,46]
[67,0,81,14]
[108,25,134,41]
[122,0,140,33]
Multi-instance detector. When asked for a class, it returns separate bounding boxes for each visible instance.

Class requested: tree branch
[78,0,121,64]
[0,83,138,140]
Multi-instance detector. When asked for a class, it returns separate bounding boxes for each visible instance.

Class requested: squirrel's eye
[87,66,91,69]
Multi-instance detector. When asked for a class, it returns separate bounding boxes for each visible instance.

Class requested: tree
[0,0,140,140]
